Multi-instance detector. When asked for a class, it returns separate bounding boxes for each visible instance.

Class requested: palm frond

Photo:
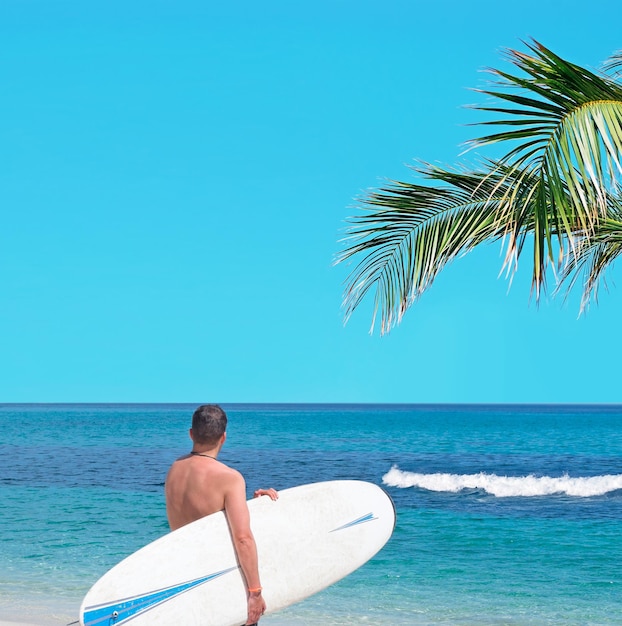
[472,45,622,203]
[603,50,622,78]
[468,40,622,294]
[337,163,541,334]
[558,192,622,309]
[338,41,622,332]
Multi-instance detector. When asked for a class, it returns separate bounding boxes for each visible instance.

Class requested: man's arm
[224,471,266,625]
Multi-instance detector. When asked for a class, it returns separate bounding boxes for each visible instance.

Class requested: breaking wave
[382,466,622,498]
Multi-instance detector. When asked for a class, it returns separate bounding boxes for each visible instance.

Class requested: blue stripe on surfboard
[82,566,237,626]
[330,512,377,532]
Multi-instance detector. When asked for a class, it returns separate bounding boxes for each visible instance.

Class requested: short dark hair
[191,404,227,446]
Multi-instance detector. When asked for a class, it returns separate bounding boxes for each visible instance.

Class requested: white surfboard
[80,480,395,626]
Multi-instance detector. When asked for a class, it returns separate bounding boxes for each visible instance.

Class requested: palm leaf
[468,41,622,284]
[338,163,541,334]
[603,50,622,77]
[558,192,622,309]
[338,41,622,332]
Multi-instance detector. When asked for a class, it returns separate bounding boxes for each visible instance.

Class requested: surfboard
[79,480,396,626]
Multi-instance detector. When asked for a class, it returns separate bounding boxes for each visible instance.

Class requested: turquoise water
[1,404,621,625]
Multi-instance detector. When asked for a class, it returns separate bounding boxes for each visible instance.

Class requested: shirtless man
[165,404,278,626]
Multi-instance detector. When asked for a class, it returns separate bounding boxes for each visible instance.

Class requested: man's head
[190,404,227,447]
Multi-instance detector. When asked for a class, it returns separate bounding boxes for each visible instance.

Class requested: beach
[2,403,622,625]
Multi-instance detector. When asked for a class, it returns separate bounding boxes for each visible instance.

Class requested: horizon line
[1,401,621,408]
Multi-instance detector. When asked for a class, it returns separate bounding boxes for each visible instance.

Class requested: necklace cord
[190,451,217,460]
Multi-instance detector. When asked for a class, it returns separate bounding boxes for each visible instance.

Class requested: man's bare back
[165,453,241,531]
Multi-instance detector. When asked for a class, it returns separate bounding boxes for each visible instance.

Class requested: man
[165,404,278,626]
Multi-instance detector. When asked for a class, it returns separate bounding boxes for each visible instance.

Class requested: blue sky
[2,0,621,403]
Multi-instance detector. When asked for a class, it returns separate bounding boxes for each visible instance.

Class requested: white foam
[382,466,622,498]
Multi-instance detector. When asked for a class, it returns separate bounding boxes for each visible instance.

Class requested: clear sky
[1,0,621,403]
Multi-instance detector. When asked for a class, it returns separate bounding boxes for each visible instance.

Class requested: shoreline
[0,617,295,626]
[0,600,79,626]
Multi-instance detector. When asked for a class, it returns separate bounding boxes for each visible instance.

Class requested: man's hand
[246,590,266,624]
[253,488,278,501]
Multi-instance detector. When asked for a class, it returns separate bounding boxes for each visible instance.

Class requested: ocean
[1,403,621,625]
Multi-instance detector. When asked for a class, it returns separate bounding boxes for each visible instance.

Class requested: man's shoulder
[218,462,245,483]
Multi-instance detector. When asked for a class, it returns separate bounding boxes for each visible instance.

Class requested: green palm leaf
[338,163,541,334]
[469,41,622,264]
[558,192,622,310]
[604,49,622,77]
[338,41,622,332]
